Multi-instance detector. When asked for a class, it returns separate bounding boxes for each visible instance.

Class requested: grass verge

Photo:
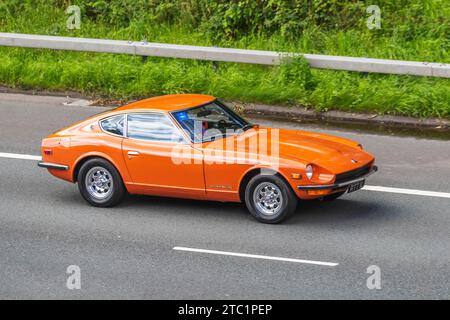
[0,1,449,118]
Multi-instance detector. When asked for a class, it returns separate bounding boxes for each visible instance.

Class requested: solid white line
[0,152,41,161]
[363,185,450,199]
[173,246,339,267]
[0,151,449,199]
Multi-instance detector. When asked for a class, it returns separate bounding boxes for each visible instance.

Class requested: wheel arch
[238,166,294,202]
[72,153,124,183]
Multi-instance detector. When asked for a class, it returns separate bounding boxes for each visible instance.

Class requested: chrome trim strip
[297,166,378,191]
[37,161,69,171]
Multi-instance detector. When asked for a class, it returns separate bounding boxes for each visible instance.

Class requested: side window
[127,113,184,143]
[100,115,125,136]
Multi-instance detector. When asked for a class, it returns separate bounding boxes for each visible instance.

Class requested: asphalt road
[0,93,449,299]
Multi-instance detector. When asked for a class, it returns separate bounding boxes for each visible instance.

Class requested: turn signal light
[43,149,53,155]
[307,190,329,196]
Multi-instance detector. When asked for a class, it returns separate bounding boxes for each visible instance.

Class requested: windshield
[172,100,251,143]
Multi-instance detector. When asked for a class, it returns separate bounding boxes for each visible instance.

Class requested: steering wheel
[217,119,228,129]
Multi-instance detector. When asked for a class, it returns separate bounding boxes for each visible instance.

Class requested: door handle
[127,151,140,158]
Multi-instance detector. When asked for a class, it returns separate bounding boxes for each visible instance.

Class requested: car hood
[279,129,373,171]
[232,128,374,174]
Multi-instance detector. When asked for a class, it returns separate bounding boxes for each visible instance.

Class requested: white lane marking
[1,151,450,199]
[363,185,450,199]
[173,246,339,267]
[0,152,41,161]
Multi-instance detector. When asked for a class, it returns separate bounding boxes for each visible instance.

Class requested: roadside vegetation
[0,0,449,118]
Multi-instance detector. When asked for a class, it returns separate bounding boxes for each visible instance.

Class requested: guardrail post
[141,39,148,63]
[212,45,219,72]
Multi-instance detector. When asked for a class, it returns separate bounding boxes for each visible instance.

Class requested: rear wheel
[244,174,297,224]
[77,158,125,207]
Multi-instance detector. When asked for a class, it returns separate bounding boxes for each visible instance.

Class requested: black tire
[244,174,297,224]
[318,190,346,202]
[77,158,125,207]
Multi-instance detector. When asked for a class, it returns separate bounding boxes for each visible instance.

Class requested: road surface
[0,93,449,299]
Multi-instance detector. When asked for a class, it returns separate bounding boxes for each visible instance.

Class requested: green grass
[0,0,449,118]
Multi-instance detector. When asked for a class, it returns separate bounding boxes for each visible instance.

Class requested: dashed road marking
[173,246,339,267]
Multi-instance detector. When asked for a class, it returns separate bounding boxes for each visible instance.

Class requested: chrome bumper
[38,161,69,171]
[297,166,378,191]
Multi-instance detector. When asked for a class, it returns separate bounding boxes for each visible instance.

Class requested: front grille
[335,162,372,184]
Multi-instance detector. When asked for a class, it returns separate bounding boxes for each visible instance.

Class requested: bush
[278,55,317,91]
[4,0,447,42]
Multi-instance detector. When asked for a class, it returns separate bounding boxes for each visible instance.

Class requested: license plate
[347,180,365,193]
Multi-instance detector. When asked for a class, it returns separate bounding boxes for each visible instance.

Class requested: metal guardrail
[0,33,449,78]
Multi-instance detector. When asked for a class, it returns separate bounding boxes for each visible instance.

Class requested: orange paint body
[41,94,376,202]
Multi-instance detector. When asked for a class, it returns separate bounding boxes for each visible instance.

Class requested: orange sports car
[39,94,377,223]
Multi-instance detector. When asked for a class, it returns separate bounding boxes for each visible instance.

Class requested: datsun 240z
[39,94,377,223]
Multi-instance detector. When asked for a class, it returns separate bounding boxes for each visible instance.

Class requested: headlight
[306,164,313,180]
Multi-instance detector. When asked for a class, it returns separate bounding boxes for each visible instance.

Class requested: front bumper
[297,165,378,191]
[37,161,69,171]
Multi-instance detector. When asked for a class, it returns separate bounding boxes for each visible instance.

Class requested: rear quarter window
[100,115,125,136]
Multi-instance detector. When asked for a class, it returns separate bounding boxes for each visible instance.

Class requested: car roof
[114,94,216,112]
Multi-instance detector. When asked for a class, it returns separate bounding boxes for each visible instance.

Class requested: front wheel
[244,174,298,224]
[77,158,125,207]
